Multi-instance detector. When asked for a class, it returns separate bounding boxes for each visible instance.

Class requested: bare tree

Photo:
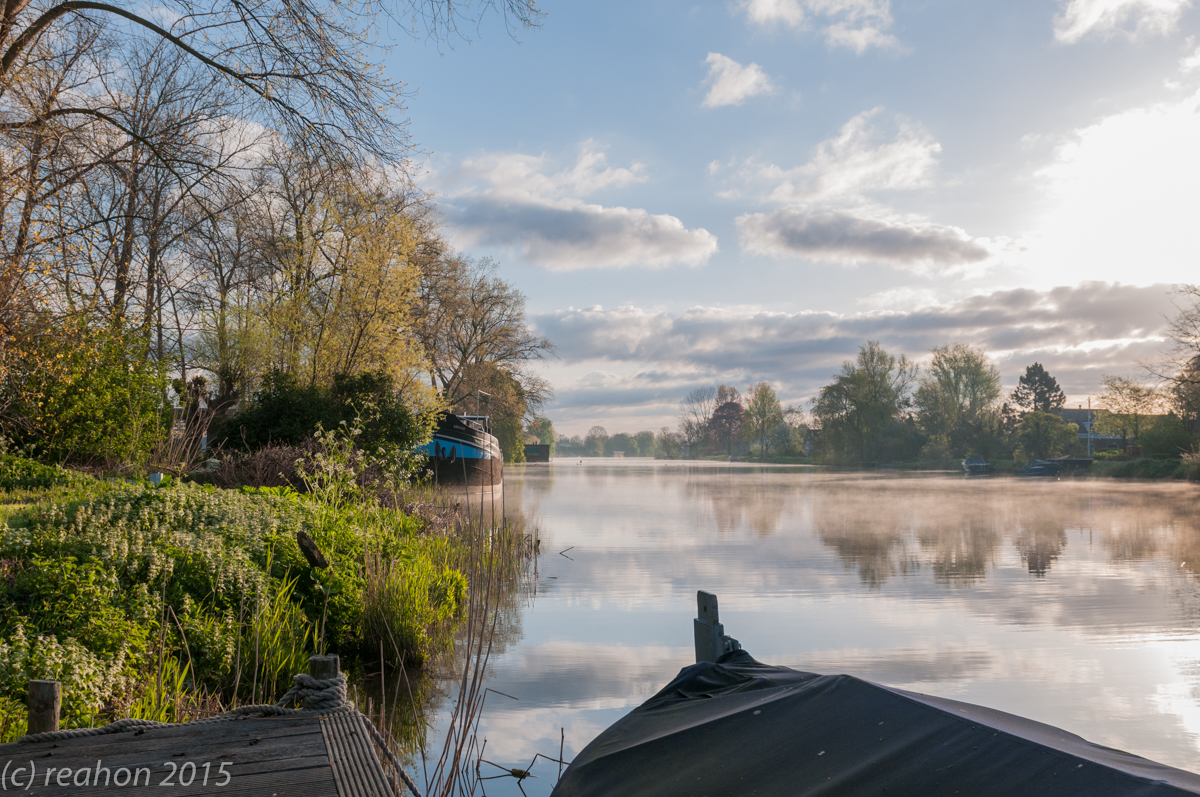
[413,253,554,413]
[679,385,716,452]
[0,0,541,162]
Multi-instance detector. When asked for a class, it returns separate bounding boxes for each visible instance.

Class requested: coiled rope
[16,673,422,797]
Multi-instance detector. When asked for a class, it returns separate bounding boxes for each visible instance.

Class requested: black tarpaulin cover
[550,650,1200,797]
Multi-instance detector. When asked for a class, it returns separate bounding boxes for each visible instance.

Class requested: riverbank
[0,448,517,742]
[658,452,1199,481]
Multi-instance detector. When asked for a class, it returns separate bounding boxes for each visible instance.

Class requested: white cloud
[739,108,940,203]
[721,109,983,270]
[454,141,646,203]
[702,53,776,108]
[1180,45,1200,71]
[742,0,807,26]
[1054,0,1191,43]
[442,143,718,270]
[1017,87,1200,288]
[740,0,901,53]
[737,207,989,268]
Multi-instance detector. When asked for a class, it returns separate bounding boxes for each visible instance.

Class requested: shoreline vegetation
[528,447,1198,481]
[560,338,1200,485]
[0,434,538,793]
[637,452,1198,480]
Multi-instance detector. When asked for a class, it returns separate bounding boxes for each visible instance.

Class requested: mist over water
[453,461,1200,795]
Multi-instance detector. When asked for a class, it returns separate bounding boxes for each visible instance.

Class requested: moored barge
[417,411,503,491]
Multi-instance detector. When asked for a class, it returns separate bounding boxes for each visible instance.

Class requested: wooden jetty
[0,657,397,797]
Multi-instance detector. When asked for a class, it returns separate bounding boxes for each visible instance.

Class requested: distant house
[524,444,551,463]
[611,451,625,458]
[1058,407,1123,451]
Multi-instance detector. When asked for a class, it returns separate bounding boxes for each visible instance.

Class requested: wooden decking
[0,713,395,797]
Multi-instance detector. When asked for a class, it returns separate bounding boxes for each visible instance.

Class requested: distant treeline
[563,332,1200,468]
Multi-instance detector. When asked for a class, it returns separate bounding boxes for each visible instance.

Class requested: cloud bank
[721,108,988,270]
[441,143,718,270]
[737,208,988,266]
[534,282,1175,432]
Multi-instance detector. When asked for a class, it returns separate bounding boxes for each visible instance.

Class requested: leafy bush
[1139,414,1196,458]
[0,428,471,728]
[0,453,90,490]
[1016,412,1078,461]
[217,369,430,455]
[1181,451,1200,481]
[0,624,133,724]
[0,695,25,742]
[1,319,168,465]
[1090,458,1185,479]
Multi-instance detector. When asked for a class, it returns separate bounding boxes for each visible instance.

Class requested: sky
[384,0,1200,436]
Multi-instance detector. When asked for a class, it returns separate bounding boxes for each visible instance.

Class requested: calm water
[441,461,1200,794]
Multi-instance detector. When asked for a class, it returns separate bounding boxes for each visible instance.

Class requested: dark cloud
[448,197,718,270]
[534,283,1176,425]
[737,207,989,266]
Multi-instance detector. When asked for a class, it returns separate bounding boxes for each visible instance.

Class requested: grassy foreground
[0,449,476,740]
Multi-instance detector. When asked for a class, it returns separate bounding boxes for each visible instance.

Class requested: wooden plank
[320,713,394,797]
[0,717,339,797]
[5,720,326,761]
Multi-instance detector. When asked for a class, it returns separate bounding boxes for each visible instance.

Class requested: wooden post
[28,680,60,734]
[309,654,340,680]
[694,591,725,663]
[693,591,741,663]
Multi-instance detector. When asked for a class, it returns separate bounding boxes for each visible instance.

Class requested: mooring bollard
[693,591,741,663]
[28,680,60,734]
[309,653,340,679]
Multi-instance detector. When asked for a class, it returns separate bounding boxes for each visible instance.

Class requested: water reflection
[680,470,790,536]
[443,463,1200,795]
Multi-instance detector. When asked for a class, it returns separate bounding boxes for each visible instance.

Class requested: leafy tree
[1168,372,1200,435]
[1016,412,1078,461]
[634,430,657,458]
[915,343,1001,455]
[555,434,584,457]
[743,382,784,455]
[1096,374,1162,448]
[716,384,741,405]
[1139,414,1195,457]
[655,427,683,459]
[2,318,167,464]
[526,417,556,455]
[607,433,638,457]
[585,426,607,457]
[812,341,917,463]
[1010,363,1066,414]
[450,363,528,463]
[1149,286,1200,418]
[710,401,744,456]
[493,416,525,464]
[968,407,1014,462]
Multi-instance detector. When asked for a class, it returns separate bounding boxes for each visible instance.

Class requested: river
[437,460,1200,795]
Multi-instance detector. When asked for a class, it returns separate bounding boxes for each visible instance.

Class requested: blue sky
[388,0,1200,435]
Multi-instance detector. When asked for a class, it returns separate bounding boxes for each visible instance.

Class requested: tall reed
[364,506,540,797]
